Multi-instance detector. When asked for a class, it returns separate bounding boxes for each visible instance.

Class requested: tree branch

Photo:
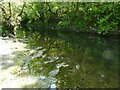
[0,3,7,19]
[17,2,26,17]
[9,2,11,16]
[7,2,12,20]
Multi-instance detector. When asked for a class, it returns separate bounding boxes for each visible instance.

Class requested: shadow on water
[18,28,119,88]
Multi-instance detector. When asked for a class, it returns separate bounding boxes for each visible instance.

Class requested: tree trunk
[9,24,15,36]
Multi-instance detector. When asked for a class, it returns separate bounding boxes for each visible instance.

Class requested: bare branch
[0,4,7,20]
[17,2,26,17]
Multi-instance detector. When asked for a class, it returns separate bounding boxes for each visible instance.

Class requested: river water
[16,28,119,88]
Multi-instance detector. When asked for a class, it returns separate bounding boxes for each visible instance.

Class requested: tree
[0,1,26,37]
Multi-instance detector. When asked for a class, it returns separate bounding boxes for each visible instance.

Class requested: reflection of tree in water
[25,30,118,88]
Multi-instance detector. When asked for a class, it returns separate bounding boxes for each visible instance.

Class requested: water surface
[19,29,118,88]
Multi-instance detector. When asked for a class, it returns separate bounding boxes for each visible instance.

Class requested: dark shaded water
[18,28,119,88]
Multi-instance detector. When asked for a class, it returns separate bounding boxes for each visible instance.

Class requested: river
[17,28,119,88]
[0,28,119,88]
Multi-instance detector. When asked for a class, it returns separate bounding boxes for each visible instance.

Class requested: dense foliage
[1,2,120,36]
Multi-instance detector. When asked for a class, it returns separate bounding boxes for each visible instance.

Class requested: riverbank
[22,23,119,41]
[23,22,120,39]
[0,37,51,88]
